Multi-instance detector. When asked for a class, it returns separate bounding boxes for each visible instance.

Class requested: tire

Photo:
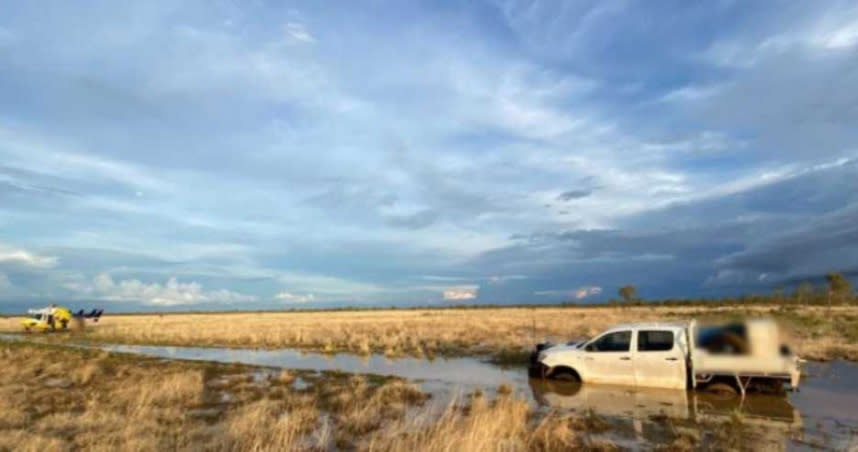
[551,368,581,382]
[704,382,738,399]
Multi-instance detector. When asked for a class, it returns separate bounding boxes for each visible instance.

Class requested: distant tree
[825,272,853,304]
[619,285,638,303]
[773,286,786,304]
[793,281,815,305]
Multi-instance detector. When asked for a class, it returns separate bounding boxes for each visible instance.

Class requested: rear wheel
[704,382,738,399]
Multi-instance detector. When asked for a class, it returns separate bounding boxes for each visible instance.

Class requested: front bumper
[529,361,549,378]
[528,344,551,378]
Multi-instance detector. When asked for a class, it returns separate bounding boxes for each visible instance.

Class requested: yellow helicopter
[21,304,103,332]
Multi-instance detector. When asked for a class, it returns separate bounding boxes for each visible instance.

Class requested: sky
[1,0,858,312]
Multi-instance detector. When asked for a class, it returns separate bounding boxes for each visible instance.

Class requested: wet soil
[3,333,856,450]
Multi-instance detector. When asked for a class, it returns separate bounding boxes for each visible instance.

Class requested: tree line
[611,271,855,307]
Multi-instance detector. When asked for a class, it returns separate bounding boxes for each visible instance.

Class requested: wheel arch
[548,365,582,382]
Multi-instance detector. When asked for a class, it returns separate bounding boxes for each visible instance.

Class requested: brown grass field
[0,340,786,451]
[3,304,857,361]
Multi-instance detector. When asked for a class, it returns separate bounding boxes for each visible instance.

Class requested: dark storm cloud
[386,209,440,230]
[556,189,593,201]
[712,205,858,286]
[471,160,858,302]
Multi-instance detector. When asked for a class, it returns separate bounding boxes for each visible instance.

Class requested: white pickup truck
[529,319,801,395]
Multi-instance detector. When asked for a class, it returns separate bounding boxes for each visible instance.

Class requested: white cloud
[0,125,171,194]
[575,286,602,299]
[442,286,479,301]
[659,84,723,103]
[274,291,316,303]
[703,13,858,66]
[534,286,602,300]
[486,275,528,284]
[821,20,858,49]
[284,22,315,43]
[67,273,257,306]
[276,272,385,297]
[420,275,471,282]
[0,244,59,268]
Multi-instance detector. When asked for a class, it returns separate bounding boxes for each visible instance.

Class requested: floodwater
[3,334,857,450]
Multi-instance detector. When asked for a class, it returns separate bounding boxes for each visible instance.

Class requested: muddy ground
[2,336,857,451]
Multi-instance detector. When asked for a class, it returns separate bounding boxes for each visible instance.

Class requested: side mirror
[585,344,595,352]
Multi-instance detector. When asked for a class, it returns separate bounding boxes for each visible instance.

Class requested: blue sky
[1,1,858,311]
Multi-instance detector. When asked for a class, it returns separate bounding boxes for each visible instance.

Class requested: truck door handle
[665,357,678,361]
[619,357,631,361]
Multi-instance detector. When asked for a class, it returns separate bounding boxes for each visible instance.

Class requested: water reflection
[529,378,801,428]
[529,379,804,449]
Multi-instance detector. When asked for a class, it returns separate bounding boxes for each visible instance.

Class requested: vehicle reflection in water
[528,379,803,448]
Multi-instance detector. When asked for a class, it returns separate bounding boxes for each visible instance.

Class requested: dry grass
[0,341,628,452]
[3,305,856,361]
[0,341,432,451]
[0,340,810,451]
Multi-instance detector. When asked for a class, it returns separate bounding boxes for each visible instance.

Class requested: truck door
[633,329,686,389]
[584,330,635,386]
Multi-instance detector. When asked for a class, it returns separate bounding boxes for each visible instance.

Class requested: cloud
[67,273,257,306]
[822,20,858,49]
[274,291,316,303]
[385,209,440,230]
[1,1,858,311]
[0,244,59,268]
[709,203,858,287]
[284,22,315,43]
[534,286,602,300]
[442,286,479,301]
[556,189,592,201]
[0,177,75,197]
[575,286,602,299]
[0,273,10,291]
[486,274,527,284]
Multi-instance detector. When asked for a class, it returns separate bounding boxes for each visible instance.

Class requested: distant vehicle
[529,319,801,396]
[21,305,103,332]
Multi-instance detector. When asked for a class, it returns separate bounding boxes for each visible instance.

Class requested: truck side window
[638,330,674,352]
[591,331,631,352]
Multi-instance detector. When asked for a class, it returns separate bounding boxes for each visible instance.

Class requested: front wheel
[551,368,581,382]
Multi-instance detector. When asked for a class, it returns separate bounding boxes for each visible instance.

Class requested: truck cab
[534,323,688,389]
[531,319,801,393]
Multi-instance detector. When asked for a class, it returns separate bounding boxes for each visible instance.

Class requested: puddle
[97,342,526,386]
[292,376,311,391]
[3,334,857,450]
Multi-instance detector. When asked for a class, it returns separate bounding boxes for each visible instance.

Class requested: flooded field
[3,333,857,450]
